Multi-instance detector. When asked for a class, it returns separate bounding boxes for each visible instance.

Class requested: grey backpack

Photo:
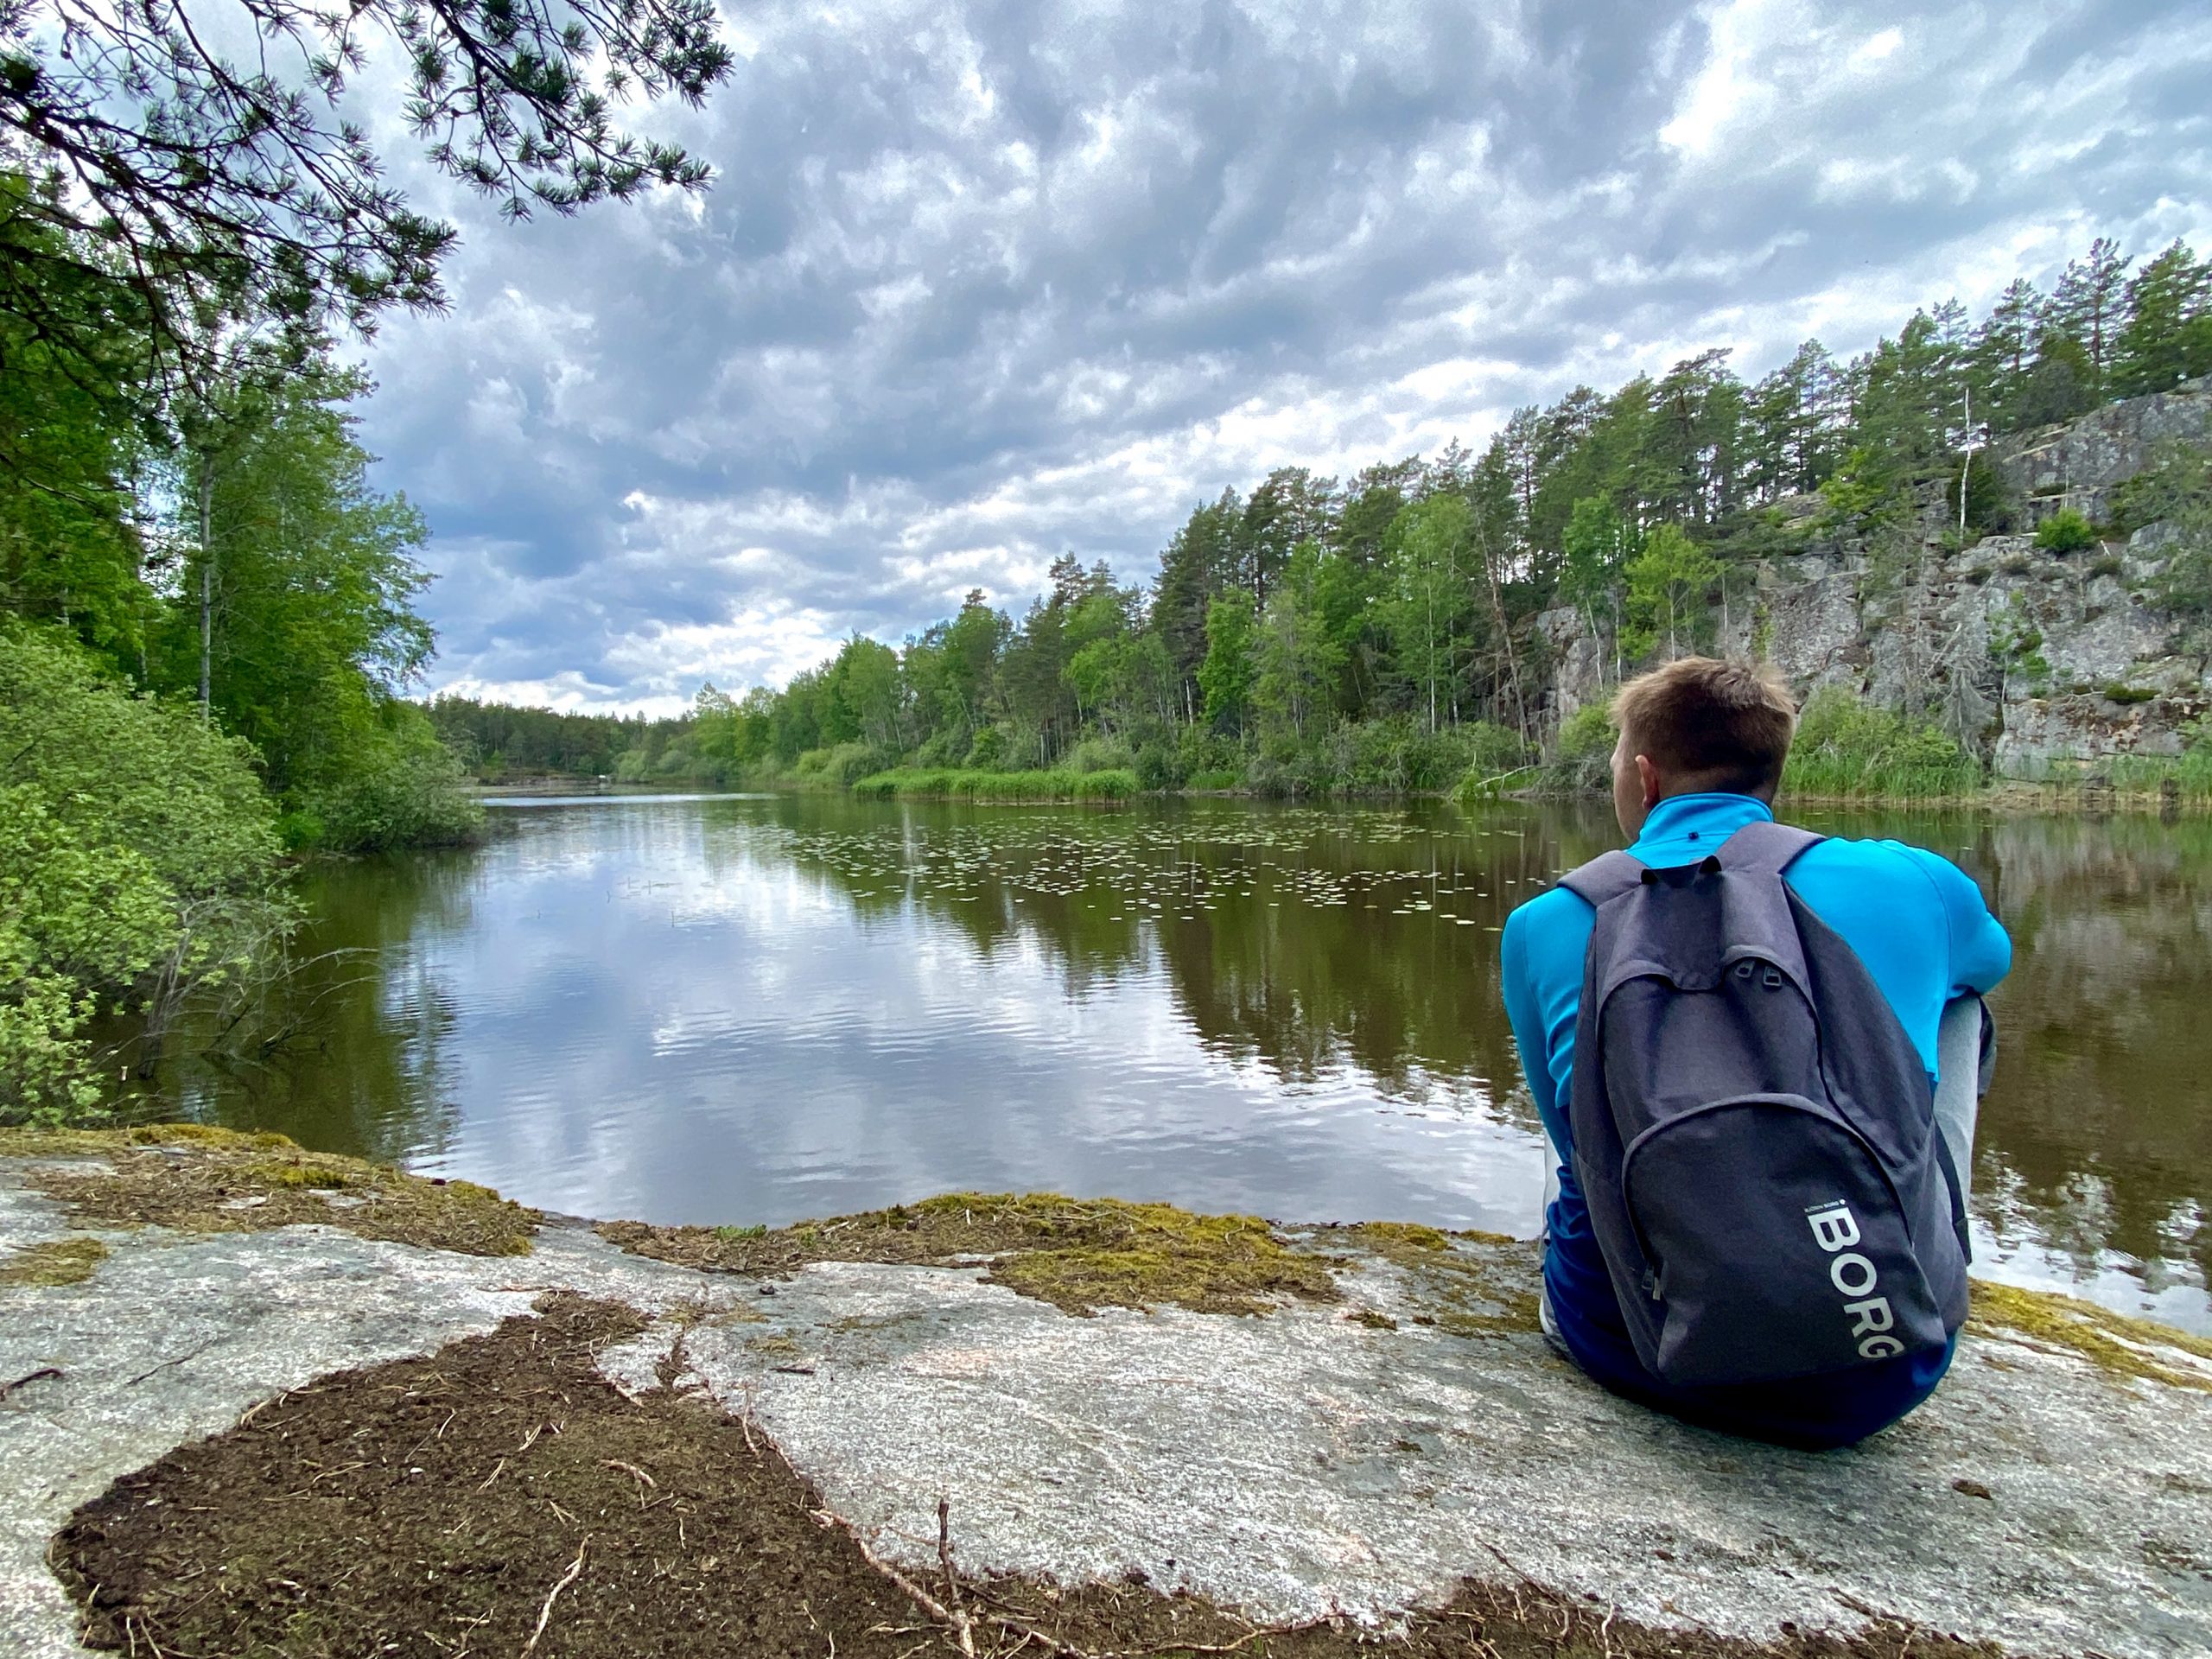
[1559,821,1970,1389]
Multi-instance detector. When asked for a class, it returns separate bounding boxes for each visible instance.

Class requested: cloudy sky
[353,0,2211,715]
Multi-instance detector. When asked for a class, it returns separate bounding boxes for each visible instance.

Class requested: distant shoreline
[459,772,2208,817]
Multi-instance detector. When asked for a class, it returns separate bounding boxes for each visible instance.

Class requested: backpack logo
[1805,1200,1905,1359]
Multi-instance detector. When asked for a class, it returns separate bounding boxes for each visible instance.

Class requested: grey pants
[1933,995,1988,1204]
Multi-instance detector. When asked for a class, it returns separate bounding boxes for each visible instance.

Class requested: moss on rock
[0,1235,109,1287]
[602,1191,1342,1317]
[1968,1278,2212,1391]
[1329,1222,1543,1339]
[0,1125,537,1258]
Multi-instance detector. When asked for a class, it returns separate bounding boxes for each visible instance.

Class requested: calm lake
[149,793,2212,1332]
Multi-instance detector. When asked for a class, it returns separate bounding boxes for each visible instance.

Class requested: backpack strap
[1557,850,1647,906]
[1713,819,1824,877]
[1559,821,1824,906]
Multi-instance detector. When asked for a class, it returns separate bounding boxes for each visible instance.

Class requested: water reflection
[150,794,2210,1331]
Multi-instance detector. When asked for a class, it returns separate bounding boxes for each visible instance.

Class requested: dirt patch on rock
[50,1294,1999,1659]
[4,1124,537,1258]
[54,1296,934,1657]
[601,1191,1342,1316]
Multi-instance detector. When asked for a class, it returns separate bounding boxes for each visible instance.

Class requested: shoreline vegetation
[462,681,2212,814]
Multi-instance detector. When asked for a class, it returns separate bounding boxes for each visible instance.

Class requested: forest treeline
[0,0,734,1121]
[434,234,2212,800]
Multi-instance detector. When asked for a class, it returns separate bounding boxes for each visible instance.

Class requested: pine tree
[1150,493,1242,711]
[1972,278,2043,426]
[2113,240,2212,397]
[2050,237,2133,388]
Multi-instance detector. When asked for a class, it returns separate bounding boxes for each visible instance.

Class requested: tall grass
[850,768,1140,802]
[2109,731,2212,801]
[1781,688,1984,801]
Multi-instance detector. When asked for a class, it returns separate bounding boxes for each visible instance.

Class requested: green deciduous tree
[0,624,287,1119]
[1560,496,1635,678]
[1254,541,1342,738]
[146,353,474,847]
[1198,588,1259,735]
[1623,524,1717,659]
[1381,494,1471,732]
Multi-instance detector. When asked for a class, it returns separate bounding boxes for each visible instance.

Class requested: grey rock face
[1991,378,2212,528]
[1537,606,1606,722]
[1540,385,2212,772]
[1756,567,1863,690]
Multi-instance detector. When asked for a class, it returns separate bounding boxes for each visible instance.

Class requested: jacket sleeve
[1918,851,2012,997]
[1501,890,1596,1156]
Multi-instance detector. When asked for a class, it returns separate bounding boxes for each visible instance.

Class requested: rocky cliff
[1542,378,2212,776]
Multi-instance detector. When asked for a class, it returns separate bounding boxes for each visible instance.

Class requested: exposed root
[519,1537,588,1657]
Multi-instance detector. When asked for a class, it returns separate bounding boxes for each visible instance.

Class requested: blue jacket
[1501,793,2012,1447]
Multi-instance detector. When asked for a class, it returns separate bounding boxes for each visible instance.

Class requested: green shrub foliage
[0,626,289,1121]
[2034,508,2099,553]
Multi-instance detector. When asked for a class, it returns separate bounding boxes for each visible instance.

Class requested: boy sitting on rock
[1502,658,2009,1448]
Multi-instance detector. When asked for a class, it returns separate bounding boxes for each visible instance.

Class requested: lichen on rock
[1967,1278,2212,1391]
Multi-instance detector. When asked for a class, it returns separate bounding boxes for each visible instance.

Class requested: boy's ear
[1637,753,1663,810]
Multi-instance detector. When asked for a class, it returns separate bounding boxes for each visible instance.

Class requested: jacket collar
[1629,792,1775,867]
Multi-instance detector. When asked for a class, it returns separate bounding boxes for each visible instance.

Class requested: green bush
[2103,683,2158,706]
[294,707,484,852]
[1065,736,1136,774]
[1456,719,1535,780]
[1135,743,1185,791]
[2034,509,2098,554]
[1782,687,1982,800]
[793,741,892,789]
[1539,698,1618,791]
[912,728,971,767]
[0,625,289,1122]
